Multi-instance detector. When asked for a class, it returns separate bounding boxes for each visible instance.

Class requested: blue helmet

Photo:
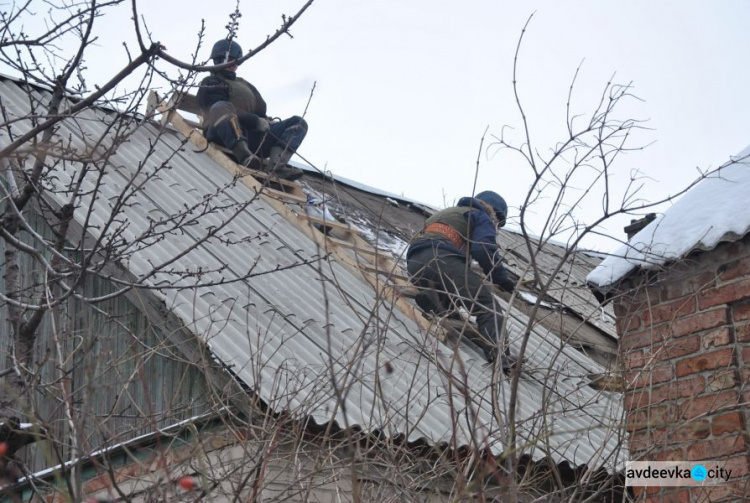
[475,191,508,227]
[210,39,243,65]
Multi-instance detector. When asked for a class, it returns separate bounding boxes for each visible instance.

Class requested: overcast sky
[19,0,750,251]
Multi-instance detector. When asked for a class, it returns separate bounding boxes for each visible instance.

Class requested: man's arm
[467,211,516,292]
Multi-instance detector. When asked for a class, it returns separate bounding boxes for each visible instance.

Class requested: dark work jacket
[196,70,267,118]
[408,197,515,291]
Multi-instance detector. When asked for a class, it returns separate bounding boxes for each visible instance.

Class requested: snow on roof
[587,144,750,292]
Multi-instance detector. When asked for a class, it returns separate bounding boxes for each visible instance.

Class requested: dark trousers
[407,246,507,356]
[204,102,308,157]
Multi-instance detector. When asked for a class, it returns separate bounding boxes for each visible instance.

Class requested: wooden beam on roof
[325,236,381,256]
[256,186,307,205]
[360,263,410,283]
[152,92,441,339]
[298,213,358,236]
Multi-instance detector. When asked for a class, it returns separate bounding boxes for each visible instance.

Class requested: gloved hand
[256,118,270,132]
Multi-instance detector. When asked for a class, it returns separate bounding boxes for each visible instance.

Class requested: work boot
[483,346,518,374]
[231,139,254,167]
[265,146,304,181]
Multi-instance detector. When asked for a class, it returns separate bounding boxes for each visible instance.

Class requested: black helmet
[475,191,508,227]
[210,39,243,65]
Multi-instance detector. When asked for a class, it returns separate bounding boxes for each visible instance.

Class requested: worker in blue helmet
[196,39,307,180]
[407,191,517,368]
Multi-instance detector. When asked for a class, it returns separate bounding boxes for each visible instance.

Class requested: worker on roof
[407,191,517,369]
[196,39,307,181]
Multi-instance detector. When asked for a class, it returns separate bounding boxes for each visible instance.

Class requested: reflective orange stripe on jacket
[423,222,466,250]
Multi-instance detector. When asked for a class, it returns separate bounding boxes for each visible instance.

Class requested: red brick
[651,376,705,405]
[719,255,750,282]
[669,419,712,442]
[671,309,727,338]
[712,412,746,436]
[699,277,750,310]
[653,445,686,461]
[721,455,750,479]
[646,335,701,364]
[732,302,750,322]
[628,429,652,452]
[676,348,733,377]
[741,346,750,365]
[623,329,661,351]
[643,297,697,326]
[624,347,647,369]
[627,363,674,389]
[679,390,739,419]
[698,481,750,503]
[702,327,732,349]
[644,488,691,503]
[644,485,662,496]
[624,389,650,411]
[627,405,673,432]
[632,486,647,499]
[706,370,738,393]
[617,314,641,334]
[686,435,747,460]
[615,296,649,317]
[633,286,658,305]
[660,271,718,302]
[737,322,750,343]
[709,240,747,265]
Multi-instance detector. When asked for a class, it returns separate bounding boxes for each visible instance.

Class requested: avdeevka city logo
[625,461,732,486]
[691,465,708,482]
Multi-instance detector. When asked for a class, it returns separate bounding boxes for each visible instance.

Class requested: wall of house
[614,234,750,501]
[0,210,214,472]
[47,424,537,503]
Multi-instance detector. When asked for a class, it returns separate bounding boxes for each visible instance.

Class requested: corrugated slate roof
[0,77,624,470]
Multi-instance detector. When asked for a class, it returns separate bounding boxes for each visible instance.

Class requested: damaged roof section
[300,172,619,369]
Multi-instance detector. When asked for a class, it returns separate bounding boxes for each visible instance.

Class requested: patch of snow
[600,307,616,325]
[457,307,478,325]
[348,214,409,264]
[517,291,557,309]
[305,194,338,223]
[519,291,539,305]
[588,145,750,291]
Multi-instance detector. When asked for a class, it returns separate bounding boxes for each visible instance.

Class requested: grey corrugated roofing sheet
[500,230,618,339]
[0,77,624,470]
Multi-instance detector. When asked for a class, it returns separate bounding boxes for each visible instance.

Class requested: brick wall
[615,235,750,502]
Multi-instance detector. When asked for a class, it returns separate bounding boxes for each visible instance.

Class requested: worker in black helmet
[407,191,517,368]
[196,39,307,181]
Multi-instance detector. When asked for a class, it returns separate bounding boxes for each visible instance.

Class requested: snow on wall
[587,144,750,292]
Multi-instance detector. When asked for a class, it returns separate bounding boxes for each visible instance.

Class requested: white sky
[14,0,750,251]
